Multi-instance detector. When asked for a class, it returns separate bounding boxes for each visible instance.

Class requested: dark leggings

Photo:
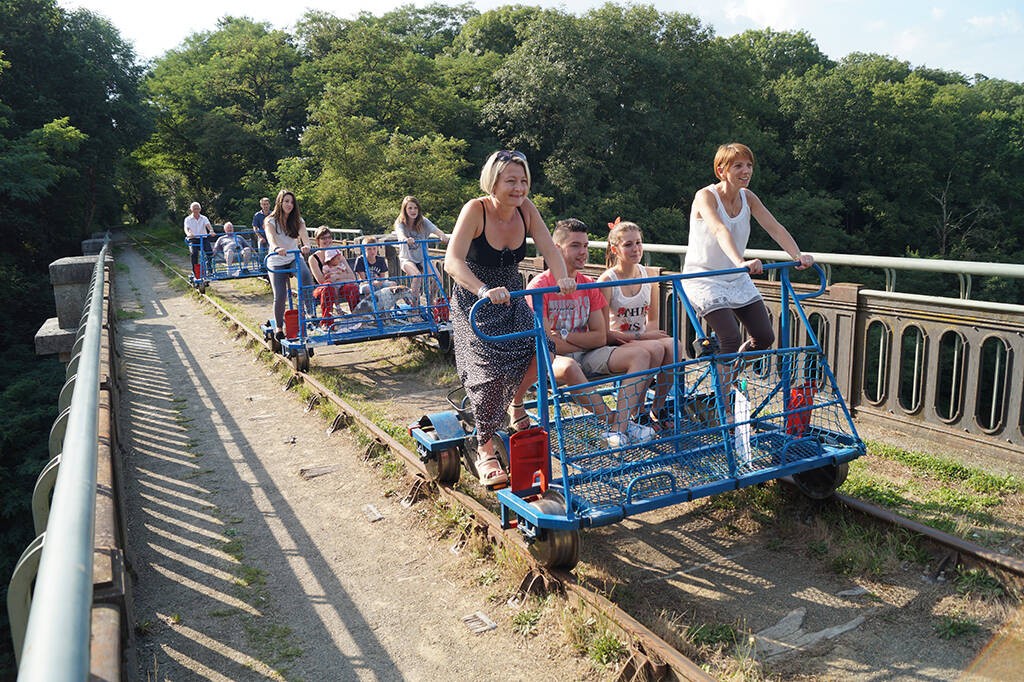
[703,301,775,355]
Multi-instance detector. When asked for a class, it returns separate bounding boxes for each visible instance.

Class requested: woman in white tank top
[598,219,683,428]
[682,142,814,358]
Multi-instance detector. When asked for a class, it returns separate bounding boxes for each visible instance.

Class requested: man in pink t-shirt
[527,219,658,446]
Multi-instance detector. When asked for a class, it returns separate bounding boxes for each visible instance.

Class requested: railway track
[131,237,1024,678]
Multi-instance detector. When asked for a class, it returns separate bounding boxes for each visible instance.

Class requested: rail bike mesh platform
[527,345,862,526]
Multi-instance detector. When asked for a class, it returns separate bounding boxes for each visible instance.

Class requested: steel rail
[834,492,1024,578]
[134,237,714,680]
[15,242,108,679]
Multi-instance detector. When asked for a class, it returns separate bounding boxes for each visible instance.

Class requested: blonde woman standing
[444,151,575,487]
[395,195,447,297]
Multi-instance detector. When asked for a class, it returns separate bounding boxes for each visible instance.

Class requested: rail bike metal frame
[467,263,865,540]
[184,230,268,292]
[260,239,452,367]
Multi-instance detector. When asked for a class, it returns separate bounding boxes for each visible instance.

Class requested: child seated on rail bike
[353,236,396,294]
[598,218,683,431]
[526,218,659,447]
[310,248,360,328]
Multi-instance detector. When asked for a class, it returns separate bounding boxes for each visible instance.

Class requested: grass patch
[933,614,983,639]
[687,621,739,647]
[511,607,544,638]
[808,508,931,576]
[427,498,475,540]
[954,567,1004,599]
[588,631,627,666]
[243,619,303,665]
[868,442,1022,495]
[845,451,1019,551]
[235,565,267,589]
[117,307,145,320]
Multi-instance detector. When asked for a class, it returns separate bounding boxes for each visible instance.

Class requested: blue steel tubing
[471,264,825,521]
[16,242,107,679]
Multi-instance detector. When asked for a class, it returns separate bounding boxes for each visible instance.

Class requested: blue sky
[58,0,1023,82]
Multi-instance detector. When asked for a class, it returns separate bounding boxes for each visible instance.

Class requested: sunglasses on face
[495,150,527,163]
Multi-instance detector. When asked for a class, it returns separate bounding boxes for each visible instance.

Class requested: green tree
[143,16,305,220]
[483,4,733,239]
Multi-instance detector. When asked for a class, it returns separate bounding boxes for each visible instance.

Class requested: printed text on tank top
[467,198,527,268]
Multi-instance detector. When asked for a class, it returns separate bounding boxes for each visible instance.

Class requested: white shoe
[602,431,627,448]
[626,421,656,443]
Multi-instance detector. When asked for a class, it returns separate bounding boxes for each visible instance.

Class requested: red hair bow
[608,216,622,230]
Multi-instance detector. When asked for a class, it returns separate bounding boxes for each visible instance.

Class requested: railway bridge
[8,231,1024,680]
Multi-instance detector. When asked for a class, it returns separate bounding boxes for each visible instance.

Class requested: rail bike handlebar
[469,261,823,343]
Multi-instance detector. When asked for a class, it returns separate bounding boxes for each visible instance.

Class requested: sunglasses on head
[495,150,527,162]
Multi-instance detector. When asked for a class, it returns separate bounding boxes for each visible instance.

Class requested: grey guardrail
[7,239,108,678]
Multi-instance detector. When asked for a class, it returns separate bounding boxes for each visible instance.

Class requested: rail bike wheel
[528,490,580,570]
[198,281,208,294]
[793,462,849,500]
[290,347,310,372]
[490,432,511,472]
[435,330,453,354]
[427,447,462,485]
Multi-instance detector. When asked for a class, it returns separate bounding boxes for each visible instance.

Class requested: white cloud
[723,0,805,29]
[893,27,926,53]
[931,7,946,20]
[967,11,1022,32]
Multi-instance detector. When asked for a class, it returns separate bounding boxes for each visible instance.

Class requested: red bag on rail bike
[786,384,817,437]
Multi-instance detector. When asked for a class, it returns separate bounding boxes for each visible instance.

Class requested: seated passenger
[212,222,255,272]
[353,236,395,293]
[308,226,359,326]
[598,218,682,429]
[527,218,659,446]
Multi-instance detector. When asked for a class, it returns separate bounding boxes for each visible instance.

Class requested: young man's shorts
[564,346,616,377]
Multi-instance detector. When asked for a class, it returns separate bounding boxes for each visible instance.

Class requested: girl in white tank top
[598,219,684,428]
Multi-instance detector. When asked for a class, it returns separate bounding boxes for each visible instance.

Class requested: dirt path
[117,244,601,681]
[122,238,1023,681]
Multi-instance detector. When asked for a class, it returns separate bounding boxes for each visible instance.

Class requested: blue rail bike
[259,239,453,371]
[184,229,268,293]
[412,262,865,570]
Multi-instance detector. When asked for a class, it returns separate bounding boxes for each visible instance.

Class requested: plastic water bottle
[735,379,752,467]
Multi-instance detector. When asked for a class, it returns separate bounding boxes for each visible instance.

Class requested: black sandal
[508,401,531,432]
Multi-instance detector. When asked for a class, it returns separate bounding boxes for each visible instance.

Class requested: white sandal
[476,456,508,487]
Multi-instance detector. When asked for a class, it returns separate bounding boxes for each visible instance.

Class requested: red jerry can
[786,385,817,437]
[283,309,299,339]
[509,427,550,495]
[193,263,202,279]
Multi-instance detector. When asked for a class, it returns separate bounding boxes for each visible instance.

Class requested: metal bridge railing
[7,240,109,679]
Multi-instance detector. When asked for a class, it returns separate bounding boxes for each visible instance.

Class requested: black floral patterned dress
[451,203,549,444]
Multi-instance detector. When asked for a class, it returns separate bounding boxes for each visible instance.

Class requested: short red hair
[714,143,755,180]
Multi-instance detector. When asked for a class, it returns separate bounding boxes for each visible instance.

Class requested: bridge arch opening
[975,335,1011,433]
[898,325,927,414]
[863,319,891,405]
[935,330,967,422]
